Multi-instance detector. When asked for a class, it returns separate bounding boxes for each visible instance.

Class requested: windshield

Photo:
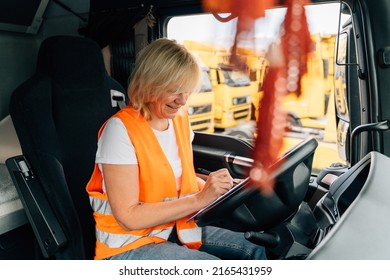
[200,69,212,92]
[222,69,251,87]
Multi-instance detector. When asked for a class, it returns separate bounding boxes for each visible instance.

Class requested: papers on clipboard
[187,176,251,223]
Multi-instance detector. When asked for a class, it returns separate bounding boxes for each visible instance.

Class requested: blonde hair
[127,38,202,120]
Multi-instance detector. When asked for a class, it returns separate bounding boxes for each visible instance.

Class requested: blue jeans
[105,226,267,260]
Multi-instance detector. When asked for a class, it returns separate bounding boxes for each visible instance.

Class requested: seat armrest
[6,155,67,258]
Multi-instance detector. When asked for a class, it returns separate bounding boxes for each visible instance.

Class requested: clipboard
[187,176,251,222]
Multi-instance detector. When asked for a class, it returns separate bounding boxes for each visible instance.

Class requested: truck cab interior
[1,0,390,260]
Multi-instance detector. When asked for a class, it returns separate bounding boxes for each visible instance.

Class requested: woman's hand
[195,168,234,207]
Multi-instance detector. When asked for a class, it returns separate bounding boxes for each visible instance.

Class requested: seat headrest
[36,36,106,89]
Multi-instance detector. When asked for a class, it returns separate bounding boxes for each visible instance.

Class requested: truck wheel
[224,121,256,140]
[228,130,254,140]
[287,113,302,131]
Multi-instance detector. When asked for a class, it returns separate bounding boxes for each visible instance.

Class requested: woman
[86,38,267,260]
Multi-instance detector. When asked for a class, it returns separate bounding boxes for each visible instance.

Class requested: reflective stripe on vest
[90,193,200,247]
[89,196,113,215]
[96,226,173,249]
[90,193,197,215]
[178,227,202,244]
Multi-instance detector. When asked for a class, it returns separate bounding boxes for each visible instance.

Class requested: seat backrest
[9,35,126,259]
[110,37,136,90]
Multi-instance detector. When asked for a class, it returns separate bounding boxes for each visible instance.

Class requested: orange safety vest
[86,106,202,260]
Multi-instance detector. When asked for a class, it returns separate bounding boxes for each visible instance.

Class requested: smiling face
[127,39,201,121]
[149,92,190,120]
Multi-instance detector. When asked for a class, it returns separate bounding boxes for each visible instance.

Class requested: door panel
[192,132,254,179]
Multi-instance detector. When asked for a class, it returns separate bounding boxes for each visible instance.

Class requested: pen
[196,168,241,185]
[196,167,212,176]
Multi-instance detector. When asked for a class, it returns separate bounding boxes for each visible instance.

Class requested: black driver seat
[8,35,126,259]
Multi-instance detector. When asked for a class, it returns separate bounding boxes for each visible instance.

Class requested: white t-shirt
[96,117,194,192]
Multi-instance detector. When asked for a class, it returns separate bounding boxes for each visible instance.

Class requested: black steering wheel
[193,137,318,232]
